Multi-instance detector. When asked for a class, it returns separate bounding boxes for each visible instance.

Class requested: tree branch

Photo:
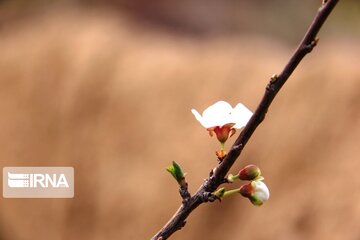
[151,1,339,239]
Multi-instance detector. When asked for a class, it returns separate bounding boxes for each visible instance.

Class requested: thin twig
[151,1,339,239]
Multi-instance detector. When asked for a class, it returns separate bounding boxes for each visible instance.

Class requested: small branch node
[204,176,217,192]
[179,185,191,204]
[266,82,276,93]
[201,192,220,203]
[312,37,320,47]
[220,178,230,184]
[177,221,186,230]
[270,74,279,83]
[304,37,319,53]
[232,143,243,153]
[209,168,214,177]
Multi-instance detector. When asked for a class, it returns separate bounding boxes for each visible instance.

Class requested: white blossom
[191,100,252,129]
[191,101,253,143]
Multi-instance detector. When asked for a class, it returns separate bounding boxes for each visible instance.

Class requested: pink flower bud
[239,182,253,198]
[238,164,261,181]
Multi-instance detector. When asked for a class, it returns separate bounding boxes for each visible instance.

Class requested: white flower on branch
[191,101,253,143]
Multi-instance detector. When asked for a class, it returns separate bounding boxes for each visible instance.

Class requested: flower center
[207,123,236,143]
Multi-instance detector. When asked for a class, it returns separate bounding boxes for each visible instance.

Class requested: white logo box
[3,167,74,198]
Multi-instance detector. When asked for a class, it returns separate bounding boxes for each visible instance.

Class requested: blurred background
[0,0,360,239]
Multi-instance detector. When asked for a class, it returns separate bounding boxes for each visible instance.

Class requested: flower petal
[252,180,270,202]
[201,101,234,128]
[231,103,253,129]
[191,109,207,127]
[192,101,252,130]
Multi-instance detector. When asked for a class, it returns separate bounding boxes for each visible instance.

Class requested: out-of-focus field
[0,2,360,240]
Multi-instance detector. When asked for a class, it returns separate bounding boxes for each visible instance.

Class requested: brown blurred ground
[0,1,360,240]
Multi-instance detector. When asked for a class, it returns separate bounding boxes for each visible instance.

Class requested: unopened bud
[239,182,253,198]
[239,180,270,206]
[166,161,186,187]
[238,164,261,181]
